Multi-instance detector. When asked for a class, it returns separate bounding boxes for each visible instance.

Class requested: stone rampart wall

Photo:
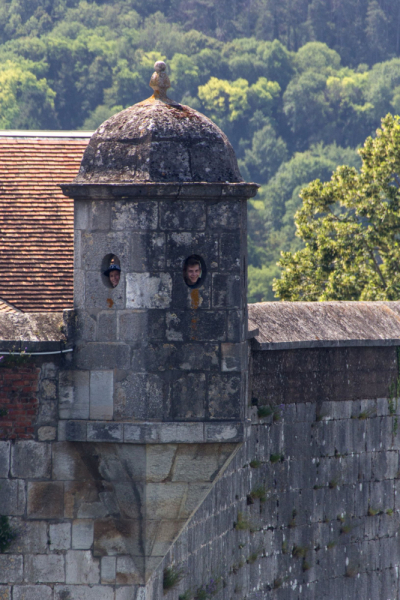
[151,398,400,600]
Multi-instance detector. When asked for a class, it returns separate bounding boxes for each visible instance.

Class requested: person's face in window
[186,264,201,285]
[109,270,120,288]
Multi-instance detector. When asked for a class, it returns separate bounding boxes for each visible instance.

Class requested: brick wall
[0,359,60,441]
[0,365,40,440]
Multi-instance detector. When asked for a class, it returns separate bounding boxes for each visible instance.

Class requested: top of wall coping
[60,182,259,200]
[249,301,400,350]
[4,303,400,350]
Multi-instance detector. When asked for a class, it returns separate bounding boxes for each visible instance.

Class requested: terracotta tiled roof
[0,299,20,313]
[0,132,90,312]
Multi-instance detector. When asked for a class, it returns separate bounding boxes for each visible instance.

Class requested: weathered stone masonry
[2,62,400,600]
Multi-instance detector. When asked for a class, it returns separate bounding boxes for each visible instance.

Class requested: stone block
[0,480,26,515]
[204,423,243,442]
[207,200,242,229]
[171,443,236,483]
[75,200,89,230]
[220,232,241,271]
[81,231,132,272]
[138,343,178,372]
[75,310,97,341]
[131,232,166,271]
[212,273,242,308]
[65,420,87,441]
[171,373,206,419]
[118,310,165,344]
[90,370,114,420]
[27,482,64,519]
[208,374,241,419]
[146,483,187,519]
[85,271,126,310]
[101,556,116,584]
[109,483,144,520]
[55,586,114,600]
[66,550,100,584]
[13,586,53,600]
[0,442,10,478]
[166,311,226,342]
[116,587,143,600]
[64,481,110,519]
[76,342,130,370]
[114,373,165,420]
[97,311,117,342]
[160,200,205,230]
[89,200,111,231]
[75,231,82,268]
[11,441,51,479]
[24,555,65,583]
[146,445,177,482]
[166,231,218,270]
[171,273,211,310]
[50,523,71,551]
[72,520,94,549]
[38,426,56,441]
[126,273,172,309]
[227,309,243,342]
[58,420,67,441]
[111,200,158,231]
[74,269,85,309]
[87,422,123,442]
[0,555,23,583]
[59,369,90,420]
[221,342,246,372]
[8,519,47,554]
[158,423,204,443]
[116,555,142,585]
[178,342,219,370]
[0,586,10,600]
[93,519,141,557]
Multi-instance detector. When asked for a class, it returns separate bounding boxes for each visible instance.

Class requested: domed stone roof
[74,61,243,184]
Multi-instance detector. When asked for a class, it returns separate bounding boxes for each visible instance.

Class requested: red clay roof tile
[0,134,89,312]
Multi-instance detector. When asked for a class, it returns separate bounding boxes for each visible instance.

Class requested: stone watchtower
[60,62,257,588]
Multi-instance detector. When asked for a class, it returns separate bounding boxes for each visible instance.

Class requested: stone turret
[60,62,258,589]
[61,61,258,435]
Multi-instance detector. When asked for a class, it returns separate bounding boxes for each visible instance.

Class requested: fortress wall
[151,395,400,600]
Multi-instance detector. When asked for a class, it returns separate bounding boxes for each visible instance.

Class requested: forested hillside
[1,0,400,300]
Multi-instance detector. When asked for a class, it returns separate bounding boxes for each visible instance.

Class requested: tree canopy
[274,114,400,301]
[2,0,400,300]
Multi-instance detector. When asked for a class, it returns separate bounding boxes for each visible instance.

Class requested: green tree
[274,114,400,301]
[0,60,57,128]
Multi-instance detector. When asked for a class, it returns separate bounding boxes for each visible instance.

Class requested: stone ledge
[64,420,246,443]
[60,182,259,201]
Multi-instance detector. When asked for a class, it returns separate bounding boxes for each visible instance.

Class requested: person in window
[104,259,121,288]
[184,257,202,287]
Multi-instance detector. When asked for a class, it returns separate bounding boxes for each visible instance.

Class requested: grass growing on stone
[179,593,191,600]
[0,515,17,553]
[327,541,337,549]
[257,406,273,418]
[367,506,381,517]
[386,508,394,516]
[163,566,184,592]
[250,485,267,503]
[270,453,283,464]
[235,512,251,531]
[292,545,308,559]
[247,552,258,564]
[249,459,261,469]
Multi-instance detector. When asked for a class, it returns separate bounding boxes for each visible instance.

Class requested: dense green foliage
[1,0,400,300]
[274,115,400,301]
